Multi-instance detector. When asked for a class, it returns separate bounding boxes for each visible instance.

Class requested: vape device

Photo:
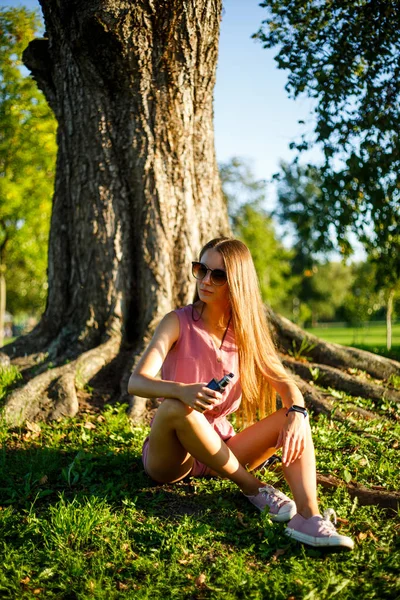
[206,372,234,393]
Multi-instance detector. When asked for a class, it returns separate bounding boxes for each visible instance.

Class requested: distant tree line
[220,157,399,342]
[0,7,56,346]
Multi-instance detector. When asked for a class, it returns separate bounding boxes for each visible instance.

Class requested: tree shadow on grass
[0,445,302,554]
[0,444,346,568]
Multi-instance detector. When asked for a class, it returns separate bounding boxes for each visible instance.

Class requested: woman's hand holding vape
[178,382,222,413]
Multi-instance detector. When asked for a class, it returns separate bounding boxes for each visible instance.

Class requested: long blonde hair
[194,237,292,426]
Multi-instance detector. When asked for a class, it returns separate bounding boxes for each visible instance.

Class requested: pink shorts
[141,436,216,479]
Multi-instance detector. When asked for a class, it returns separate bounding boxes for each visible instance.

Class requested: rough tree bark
[1,0,399,453]
[3,0,230,422]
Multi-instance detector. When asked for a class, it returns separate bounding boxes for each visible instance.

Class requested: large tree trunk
[2,0,229,422]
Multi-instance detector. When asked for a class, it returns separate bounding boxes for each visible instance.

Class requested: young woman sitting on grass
[128,237,354,549]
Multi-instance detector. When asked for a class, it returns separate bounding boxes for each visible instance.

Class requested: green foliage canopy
[274,161,328,256]
[256,0,400,285]
[340,261,384,324]
[302,261,354,324]
[0,7,56,316]
[220,157,296,312]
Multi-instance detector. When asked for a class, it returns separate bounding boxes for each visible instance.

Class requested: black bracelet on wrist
[286,405,308,418]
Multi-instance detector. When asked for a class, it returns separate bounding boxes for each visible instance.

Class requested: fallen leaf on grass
[116,582,129,591]
[23,430,41,441]
[33,589,42,595]
[26,421,41,434]
[97,415,105,422]
[84,422,96,430]
[20,577,30,585]
[205,553,216,563]
[336,517,349,524]
[357,531,379,543]
[237,511,248,527]
[195,573,206,587]
[271,548,286,561]
[39,476,48,485]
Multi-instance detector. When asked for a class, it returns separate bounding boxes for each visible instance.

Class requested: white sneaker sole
[285,527,354,549]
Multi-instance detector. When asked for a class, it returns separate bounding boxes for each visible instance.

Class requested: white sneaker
[285,508,354,549]
[245,485,297,522]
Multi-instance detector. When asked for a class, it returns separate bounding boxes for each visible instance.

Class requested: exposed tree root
[269,310,400,380]
[3,336,120,426]
[341,403,383,421]
[316,473,400,511]
[292,376,345,418]
[0,352,10,367]
[292,376,385,422]
[283,358,400,404]
[1,321,54,363]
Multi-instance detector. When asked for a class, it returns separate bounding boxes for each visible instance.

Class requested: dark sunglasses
[191,261,228,286]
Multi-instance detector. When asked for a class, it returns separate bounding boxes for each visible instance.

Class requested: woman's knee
[156,398,193,422]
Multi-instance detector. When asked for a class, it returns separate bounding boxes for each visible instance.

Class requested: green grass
[1,337,17,346]
[306,322,400,361]
[0,366,399,598]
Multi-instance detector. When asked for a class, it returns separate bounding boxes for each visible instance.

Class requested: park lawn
[306,323,400,361]
[0,369,399,599]
[306,322,400,346]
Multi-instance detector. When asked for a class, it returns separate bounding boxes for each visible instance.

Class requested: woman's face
[196,248,230,307]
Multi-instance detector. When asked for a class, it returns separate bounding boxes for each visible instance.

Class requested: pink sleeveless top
[161,304,242,440]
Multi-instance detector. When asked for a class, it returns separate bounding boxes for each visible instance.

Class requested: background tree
[220,157,295,313]
[275,160,398,347]
[256,0,400,338]
[0,7,56,347]
[337,262,383,326]
[300,262,354,327]
[232,202,295,312]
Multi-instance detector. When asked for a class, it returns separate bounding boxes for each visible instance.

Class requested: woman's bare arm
[128,312,183,399]
[127,312,222,411]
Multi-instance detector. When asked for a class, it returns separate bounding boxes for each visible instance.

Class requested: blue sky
[215,1,320,205]
[4,0,321,211]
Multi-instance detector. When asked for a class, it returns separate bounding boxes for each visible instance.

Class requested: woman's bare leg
[146,398,262,494]
[227,408,319,518]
